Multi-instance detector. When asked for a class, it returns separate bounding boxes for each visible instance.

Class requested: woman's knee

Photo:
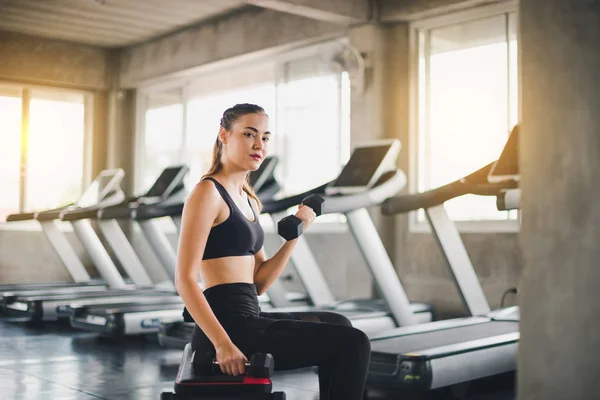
[354,327,371,348]
[344,327,371,356]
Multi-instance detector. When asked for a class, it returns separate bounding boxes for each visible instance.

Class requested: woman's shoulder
[186,178,221,207]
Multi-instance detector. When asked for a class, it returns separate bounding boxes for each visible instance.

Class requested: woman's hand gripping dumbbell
[194,351,276,378]
[277,194,325,240]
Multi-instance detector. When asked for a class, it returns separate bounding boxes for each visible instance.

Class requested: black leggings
[190,283,371,400]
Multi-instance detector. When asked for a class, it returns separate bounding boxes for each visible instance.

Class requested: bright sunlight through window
[416,12,518,223]
[139,47,351,227]
[0,86,86,222]
[0,93,22,221]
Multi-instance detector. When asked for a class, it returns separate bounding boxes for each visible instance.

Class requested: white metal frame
[408,2,520,234]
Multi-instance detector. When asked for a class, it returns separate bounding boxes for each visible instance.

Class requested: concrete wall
[119,7,346,87]
[0,31,109,90]
[518,1,600,398]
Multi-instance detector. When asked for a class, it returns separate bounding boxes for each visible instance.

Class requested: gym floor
[0,318,515,400]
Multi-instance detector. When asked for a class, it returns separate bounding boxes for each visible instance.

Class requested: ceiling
[0,0,249,48]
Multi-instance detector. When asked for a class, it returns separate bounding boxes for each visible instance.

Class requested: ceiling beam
[119,7,346,87]
[246,0,370,25]
[378,0,511,22]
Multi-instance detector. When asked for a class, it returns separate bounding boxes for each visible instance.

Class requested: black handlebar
[381,162,518,215]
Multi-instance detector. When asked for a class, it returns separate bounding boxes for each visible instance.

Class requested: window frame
[408,1,520,234]
[0,81,94,232]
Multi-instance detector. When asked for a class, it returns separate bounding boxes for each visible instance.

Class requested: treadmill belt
[371,321,518,354]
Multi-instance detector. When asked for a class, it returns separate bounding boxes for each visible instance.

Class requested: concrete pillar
[91,91,108,179]
[519,1,600,398]
[349,24,409,254]
[105,88,136,196]
[348,24,411,296]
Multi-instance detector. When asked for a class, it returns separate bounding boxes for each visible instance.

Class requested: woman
[175,103,371,400]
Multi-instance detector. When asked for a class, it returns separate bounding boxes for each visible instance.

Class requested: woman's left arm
[253,240,297,295]
[253,204,316,295]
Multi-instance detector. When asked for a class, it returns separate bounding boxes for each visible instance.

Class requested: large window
[0,86,22,221]
[0,84,89,222]
[412,4,519,229]
[140,89,184,191]
[185,63,277,186]
[136,42,351,224]
[278,58,350,195]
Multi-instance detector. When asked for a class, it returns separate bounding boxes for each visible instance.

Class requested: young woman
[175,103,371,400]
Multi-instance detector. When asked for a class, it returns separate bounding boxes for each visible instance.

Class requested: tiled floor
[0,319,321,400]
[0,318,515,400]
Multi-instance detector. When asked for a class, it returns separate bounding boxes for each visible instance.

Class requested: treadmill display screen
[331,145,392,188]
[490,124,520,177]
[145,167,186,198]
[77,173,119,207]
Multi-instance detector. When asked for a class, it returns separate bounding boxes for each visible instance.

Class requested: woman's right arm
[175,181,247,376]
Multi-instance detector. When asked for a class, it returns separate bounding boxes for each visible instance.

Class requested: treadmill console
[140,166,189,204]
[76,169,125,208]
[488,124,520,183]
[326,140,400,195]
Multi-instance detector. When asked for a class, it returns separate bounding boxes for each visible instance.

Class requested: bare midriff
[200,255,255,290]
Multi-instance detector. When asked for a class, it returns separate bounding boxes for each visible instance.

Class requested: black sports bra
[202,177,264,260]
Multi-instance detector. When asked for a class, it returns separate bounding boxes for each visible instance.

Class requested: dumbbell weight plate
[248,353,275,378]
[277,215,303,241]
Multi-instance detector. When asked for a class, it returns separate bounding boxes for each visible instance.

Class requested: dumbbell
[277,194,325,241]
[193,351,275,378]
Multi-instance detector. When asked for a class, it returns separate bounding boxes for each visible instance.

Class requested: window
[136,42,351,226]
[277,57,350,195]
[185,62,277,185]
[412,5,519,229]
[0,86,21,221]
[139,89,184,191]
[0,84,89,223]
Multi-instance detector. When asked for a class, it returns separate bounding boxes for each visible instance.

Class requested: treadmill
[65,157,307,335]
[159,141,434,348]
[64,157,296,311]
[0,169,127,297]
[263,140,433,331]
[366,125,521,393]
[0,167,194,321]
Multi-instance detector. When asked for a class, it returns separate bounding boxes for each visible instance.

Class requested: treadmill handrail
[134,203,184,220]
[320,170,407,214]
[61,208,102,221]
[6,204,75,222]
[261,170,407,215]
[36,209,70,221]
[36,191,126,221]
[261,182,332,214]
[59,195,141,221]
[381,162,518,215]
[93,179,279,220]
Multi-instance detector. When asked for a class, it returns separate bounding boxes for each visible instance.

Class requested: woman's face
[221,113,271,171]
